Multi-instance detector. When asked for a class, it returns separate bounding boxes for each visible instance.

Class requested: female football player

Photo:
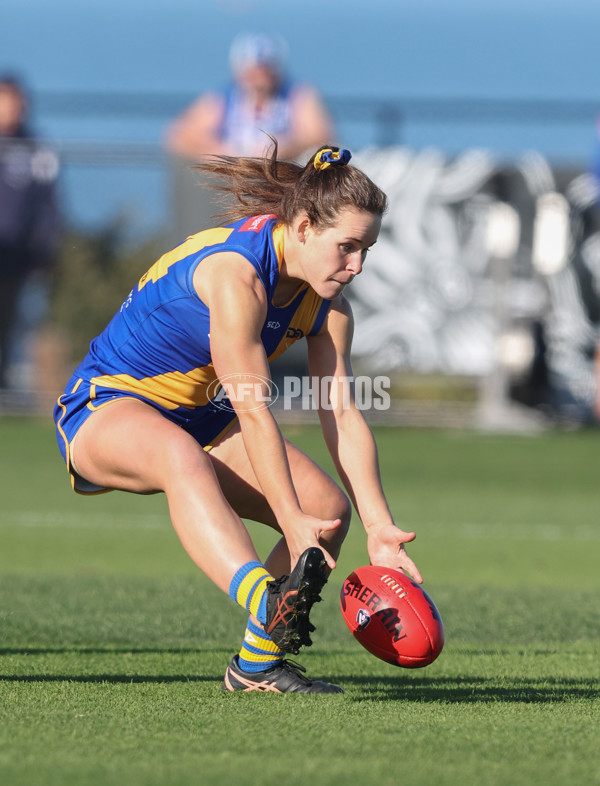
[53,143,422,693]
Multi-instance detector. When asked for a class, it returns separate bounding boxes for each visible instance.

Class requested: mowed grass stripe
[1,511,168,530]
[2,575,599,649]
[3,511,600,543]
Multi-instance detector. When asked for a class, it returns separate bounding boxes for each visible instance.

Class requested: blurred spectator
[0,73,61,390]
[165,32,334,160]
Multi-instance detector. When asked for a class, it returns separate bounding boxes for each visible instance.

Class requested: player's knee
[329,487,352,541]
[318,488,351,561]
[161,436,211,485]
[340,492,352,530]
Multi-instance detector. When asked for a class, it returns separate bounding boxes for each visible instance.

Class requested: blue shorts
[53,373,237,494]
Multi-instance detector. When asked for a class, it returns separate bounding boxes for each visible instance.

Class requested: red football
[340,565,444,668]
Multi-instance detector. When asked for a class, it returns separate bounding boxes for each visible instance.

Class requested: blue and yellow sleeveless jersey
[53,215,331,493]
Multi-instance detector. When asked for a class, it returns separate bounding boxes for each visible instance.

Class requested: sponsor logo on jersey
[239,214,277,233]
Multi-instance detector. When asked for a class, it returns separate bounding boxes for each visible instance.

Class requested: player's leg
[209,421,352,576]
[71,398,271,601]
[209,423,349,693]
[70,398,328,653]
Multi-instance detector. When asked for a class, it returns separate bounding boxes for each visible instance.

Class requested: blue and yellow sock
[238,618,284,673]
[228,561,272,625]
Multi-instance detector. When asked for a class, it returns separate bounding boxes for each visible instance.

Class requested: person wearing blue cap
[165,33,333,160]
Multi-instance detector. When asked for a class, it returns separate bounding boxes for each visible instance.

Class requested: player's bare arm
[195,252,341,569]
[307,293,422,582]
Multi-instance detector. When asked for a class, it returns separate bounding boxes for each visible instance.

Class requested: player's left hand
[366,523,423,584]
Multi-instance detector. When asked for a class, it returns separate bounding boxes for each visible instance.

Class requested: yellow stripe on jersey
[138,227,234,290]
[267,287,325,363]
[272,223,284,268]
[90,364,219,411]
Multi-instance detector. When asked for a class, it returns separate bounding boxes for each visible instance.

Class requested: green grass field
[1,417,599,786]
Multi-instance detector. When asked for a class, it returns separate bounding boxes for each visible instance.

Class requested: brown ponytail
[194,138,387,228]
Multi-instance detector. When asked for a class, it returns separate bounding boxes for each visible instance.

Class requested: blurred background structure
[2,0,600,429]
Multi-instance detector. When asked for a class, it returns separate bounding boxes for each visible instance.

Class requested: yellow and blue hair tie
[313,148,352,170]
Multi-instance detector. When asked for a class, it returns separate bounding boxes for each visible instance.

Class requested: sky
[4,0,600,231]
[4,0,600,99]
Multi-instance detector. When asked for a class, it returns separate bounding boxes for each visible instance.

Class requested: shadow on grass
[0,646,234,684]
[0,673,596,702]
[0,647,232,655]
[341,674,599,703]
[1,668,597,703]
[0,673,222,684]
[2,646,597,702]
